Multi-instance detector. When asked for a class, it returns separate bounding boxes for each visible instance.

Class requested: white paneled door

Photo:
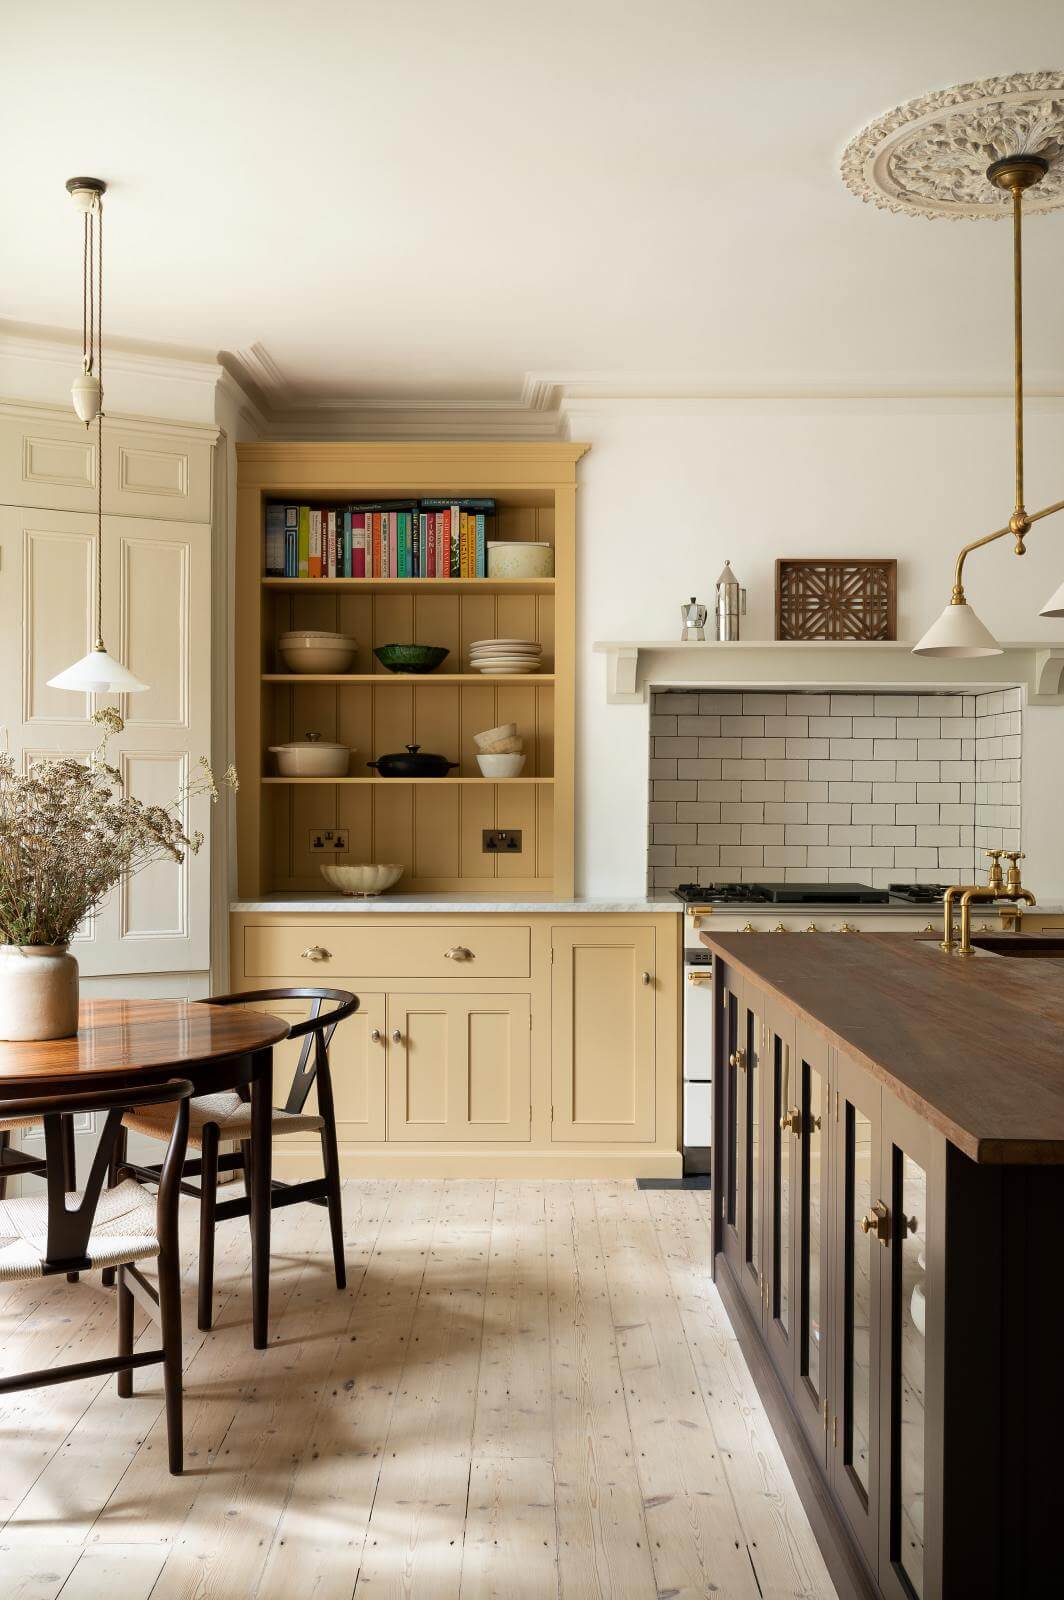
[0,504,212,976]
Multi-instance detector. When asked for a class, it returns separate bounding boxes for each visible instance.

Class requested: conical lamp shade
[47,646,148,693]
[912,600,1002,658]
[1039,578,1064,618]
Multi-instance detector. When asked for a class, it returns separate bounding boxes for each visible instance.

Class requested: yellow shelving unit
[236,441,586,896]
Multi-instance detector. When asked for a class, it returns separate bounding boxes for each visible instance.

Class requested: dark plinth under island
[702,929,1064,1600]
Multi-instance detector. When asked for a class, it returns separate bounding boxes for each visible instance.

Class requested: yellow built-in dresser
[229,906,682,1177]
[232,441,682,1177]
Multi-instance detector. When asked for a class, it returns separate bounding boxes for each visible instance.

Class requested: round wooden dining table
[0,998,289,1349]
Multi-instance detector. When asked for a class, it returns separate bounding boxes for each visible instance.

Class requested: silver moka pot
[680,597,708,641]
[715,562,746,641]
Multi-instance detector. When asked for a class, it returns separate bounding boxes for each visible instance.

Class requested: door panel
[766,1000,797,1381]
[549,926,655,1143]
[832,1049,883,1571]
[720,969,743,1282]
[387,992,531,1142]
[793,1021,832,1463]
[737,989,765,1325]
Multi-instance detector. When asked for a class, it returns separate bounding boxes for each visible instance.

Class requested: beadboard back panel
[647,687,1023,892]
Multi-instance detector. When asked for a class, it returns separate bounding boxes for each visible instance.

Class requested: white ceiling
[6,1,1064,408]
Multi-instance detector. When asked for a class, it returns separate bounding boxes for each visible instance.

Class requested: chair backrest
[207,988,359,1115]
[0,1078,193,1273]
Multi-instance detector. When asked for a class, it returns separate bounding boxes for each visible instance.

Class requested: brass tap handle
[728,1048,746,1070]
[779,1107,802,1135]
[1005,850,1025,861]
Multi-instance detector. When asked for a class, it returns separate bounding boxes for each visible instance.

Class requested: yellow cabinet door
[244,994,388,1143]
[386,993,531,1142]
[550,925,656,1143]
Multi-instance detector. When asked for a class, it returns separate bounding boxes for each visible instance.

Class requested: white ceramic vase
[0,944,80,1041]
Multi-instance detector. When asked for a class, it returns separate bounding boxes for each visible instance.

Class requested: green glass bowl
[373,643,450,675]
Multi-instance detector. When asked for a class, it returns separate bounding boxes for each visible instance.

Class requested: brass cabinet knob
[391,1029,403,1045]
[859,1212,876,1234]
[728,1048,746,1070]
[369,1028,382,1044]
[779,1107,802,1135]
[811,1113,823,1131]
[773,922,788,933]
[859,1199,890,1244]
[741,922,755,933]
[444,945,473,961]
[900,1213,919,1238]
[641,970,652,986]
[300,945,331,962]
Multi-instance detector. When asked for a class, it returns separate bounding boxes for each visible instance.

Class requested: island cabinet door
[386,993,531,1142]
[718,967,744,1282]
[876,1092,936,1600]
[764,996,798,1384]
[830,1048,885,1573]
[735,982,769,1327]
[791,1020,832,1465]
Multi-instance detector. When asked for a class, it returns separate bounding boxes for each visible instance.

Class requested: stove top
[887,882,951,905]
[673,881,890,907]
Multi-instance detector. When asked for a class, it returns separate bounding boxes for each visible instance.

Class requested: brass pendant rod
[1012,181,1025,520]
[953,495,1064,600]
[94,194,105,652]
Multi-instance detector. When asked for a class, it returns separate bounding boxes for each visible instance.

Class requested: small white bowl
[476,753,527,779]
[320,863,403,897]
[473,722,517,750]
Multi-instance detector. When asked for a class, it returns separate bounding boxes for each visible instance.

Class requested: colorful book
[449,506,460,576]
[422,512,433,578]
[297,505,310,578]
[327,510,337,579]
[387,511,398,577]
[265,505,285,575]
[351,511,366,577]
[475,512,486,578]
[309,510,322,579]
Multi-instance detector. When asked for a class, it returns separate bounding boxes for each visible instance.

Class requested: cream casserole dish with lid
[269,732,352,777]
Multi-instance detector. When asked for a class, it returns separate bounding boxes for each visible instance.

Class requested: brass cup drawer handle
[444,946,473,961]
[301,945,331,962]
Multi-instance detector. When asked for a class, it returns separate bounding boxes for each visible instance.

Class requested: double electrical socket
[482,829,522,853]
[309,829,349,852]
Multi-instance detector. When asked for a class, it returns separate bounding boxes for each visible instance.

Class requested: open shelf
[263,577,555,596]
[262,673,554,685]
[263,775,554,785]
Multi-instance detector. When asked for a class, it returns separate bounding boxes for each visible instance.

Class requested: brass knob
[838,923,859,934]
[391,1029,402,1045]
[300,945,331,962]
[900,1213,919,1238]
[811,1113,822,1131]
[805,922,819,933]
[924,923,936,933]
[741,922,755,933]
[859,1212,877,1234]
[370,1028,381,1044]
[641,970,652,986]
[859,1200,890,1244]
[444,945,473,961]
[779,1107,801,1135]
[728,1048,746,1070]
[773,922,788,933]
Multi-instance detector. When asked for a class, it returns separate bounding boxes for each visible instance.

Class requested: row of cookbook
[264,499,496,579]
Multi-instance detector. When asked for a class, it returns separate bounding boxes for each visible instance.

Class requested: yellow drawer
[241,922,531,981]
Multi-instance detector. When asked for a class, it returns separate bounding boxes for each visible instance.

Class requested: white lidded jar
[0,944,80,1041]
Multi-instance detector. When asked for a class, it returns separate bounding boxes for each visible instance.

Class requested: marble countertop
[230,893,681,914]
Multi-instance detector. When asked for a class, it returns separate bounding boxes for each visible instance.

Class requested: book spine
[475,513,486,578]
[284,506,298,578]
[327,510,337,579]
[309,509,321,579]
[298,505,310,578]
[396,512,405,578]
[371,512,380,576]
[265,505,285,574]
[460,510,469,578]
[388,512,398,577]
[424,512,434,578]
[352,512,366,578]
[340,511,348,577]
[450,505,460,577]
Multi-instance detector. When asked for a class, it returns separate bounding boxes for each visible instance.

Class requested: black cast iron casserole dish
[367,743,459,778]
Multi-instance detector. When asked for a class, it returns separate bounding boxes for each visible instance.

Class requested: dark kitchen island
[702,929,1064,1600]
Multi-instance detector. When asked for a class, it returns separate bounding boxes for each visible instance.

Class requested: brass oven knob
[779,1107,802,1135]
[805,922,819,933]
[773,922,788,933]
[838,923,859,934]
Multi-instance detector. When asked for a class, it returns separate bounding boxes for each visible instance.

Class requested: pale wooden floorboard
[0,1180,838,1599]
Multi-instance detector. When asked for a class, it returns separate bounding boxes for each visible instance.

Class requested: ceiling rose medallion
[840,70,1064,219]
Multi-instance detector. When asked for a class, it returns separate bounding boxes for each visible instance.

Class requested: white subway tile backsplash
[647,688,1022,890]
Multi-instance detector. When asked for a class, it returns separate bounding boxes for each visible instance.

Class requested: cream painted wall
[566,399,1064,900]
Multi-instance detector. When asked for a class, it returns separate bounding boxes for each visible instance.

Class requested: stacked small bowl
[467,638,542,675]
[473,722,526,778]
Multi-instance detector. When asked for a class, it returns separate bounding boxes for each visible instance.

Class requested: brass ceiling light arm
[952,496,1064,603]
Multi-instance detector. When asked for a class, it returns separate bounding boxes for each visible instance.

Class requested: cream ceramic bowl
[269,736,351,777]
[473,722,517,750]
[476,752,527,778]
[279,630,357,675]
[320,863,403,897]
[486,542,555,580]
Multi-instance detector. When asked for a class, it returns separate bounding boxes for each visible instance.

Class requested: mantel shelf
[591,638,1064,705]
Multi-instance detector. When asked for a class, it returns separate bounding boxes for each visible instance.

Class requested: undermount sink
[968,935,1064,959]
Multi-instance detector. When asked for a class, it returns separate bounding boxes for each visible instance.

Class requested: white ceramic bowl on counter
[278,630,357,674]
[320,863,403,896]
[269,735,352,777]
[476,752,527,778]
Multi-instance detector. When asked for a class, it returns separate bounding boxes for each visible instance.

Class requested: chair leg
[101,1126,128,1289]
[116,1265,134,1398]
[157,1238,184,1475]
[0,1130,8,1202]
[240,1138,254,1234]
[320,1124,346,1291]
[198,1123,219,1332]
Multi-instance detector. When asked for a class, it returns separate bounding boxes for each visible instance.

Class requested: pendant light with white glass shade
[841,75,1064,658]
[48,178,148,696]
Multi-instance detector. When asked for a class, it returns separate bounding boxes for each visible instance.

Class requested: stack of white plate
[467,638,542,675]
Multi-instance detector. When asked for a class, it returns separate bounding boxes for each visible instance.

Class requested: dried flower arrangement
[0,708,237,948]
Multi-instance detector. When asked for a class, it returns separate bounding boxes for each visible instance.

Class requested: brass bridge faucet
[941,850,1037,955]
